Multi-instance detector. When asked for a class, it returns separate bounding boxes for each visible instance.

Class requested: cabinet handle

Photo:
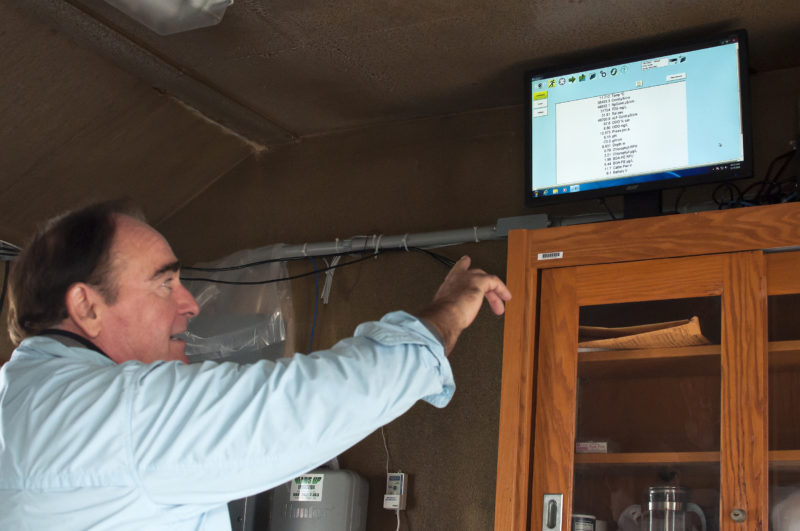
[730,509,746,522]
[542,494,563,531]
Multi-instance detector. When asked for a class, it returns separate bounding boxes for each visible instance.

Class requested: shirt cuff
[356,311,455,408]
[417,317,446,348]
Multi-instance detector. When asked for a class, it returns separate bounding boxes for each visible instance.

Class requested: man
[0,200,511,529]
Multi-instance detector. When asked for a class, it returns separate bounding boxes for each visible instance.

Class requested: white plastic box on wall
[269,469,368,531]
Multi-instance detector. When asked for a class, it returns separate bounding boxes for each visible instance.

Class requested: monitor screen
[525,29,752,215]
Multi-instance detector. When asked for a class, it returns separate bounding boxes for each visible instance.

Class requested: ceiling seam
[153,150,257,229]
[17,0,299,146]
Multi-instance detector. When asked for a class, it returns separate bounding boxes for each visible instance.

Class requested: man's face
[94,215,199,364]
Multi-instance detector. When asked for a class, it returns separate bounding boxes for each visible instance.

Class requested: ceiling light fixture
[103,0,233,35]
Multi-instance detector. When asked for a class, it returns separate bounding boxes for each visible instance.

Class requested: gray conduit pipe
[271,214,550,260]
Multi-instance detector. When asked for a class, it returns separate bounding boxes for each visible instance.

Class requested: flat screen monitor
[525,29,752,217]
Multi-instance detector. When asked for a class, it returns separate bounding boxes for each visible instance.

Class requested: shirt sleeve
[126,311,455,504]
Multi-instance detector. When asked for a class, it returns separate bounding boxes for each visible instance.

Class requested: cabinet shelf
[578,344,719,378]
[769,340,800,369]
[572,450,800,474]
[769,450,800,469]
[572,450,800,467]
[574,452,720,466]
[578,340,800,378]
[579,344,720,363]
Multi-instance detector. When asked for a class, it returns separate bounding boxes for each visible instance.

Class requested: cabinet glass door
[573,292,721,531]
[531,252,768,531]
[766,250,800,529]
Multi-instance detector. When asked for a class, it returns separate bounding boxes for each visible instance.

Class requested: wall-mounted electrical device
[383,472,408,511]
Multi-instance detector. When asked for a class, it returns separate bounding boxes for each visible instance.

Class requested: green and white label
[290,474,324,502]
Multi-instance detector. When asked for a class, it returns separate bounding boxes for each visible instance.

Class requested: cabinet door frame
[720,251,768,529]
[495,203,800,531]
[530,252,767,530]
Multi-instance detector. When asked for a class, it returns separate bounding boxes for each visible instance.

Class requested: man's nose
[176,284,200,317]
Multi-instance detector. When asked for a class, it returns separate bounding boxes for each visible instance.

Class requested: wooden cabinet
[494,203,800,531]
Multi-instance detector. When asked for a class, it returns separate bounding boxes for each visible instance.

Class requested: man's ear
[64,283,104,338]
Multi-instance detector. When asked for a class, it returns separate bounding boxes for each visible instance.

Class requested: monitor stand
[622,190,663,219]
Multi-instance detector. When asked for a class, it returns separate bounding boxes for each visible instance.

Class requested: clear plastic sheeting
[182,244,293,364]
[103,0,233,35]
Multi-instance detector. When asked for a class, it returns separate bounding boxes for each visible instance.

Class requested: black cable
[767,150,798,192]
[748,150,795,204]
[183,245,455,273]
[598,197,617,220]
[180,245,457,286]
[734,148,798,207]
[184,248,398,273]
[706,148,800,209]
[181,252,380,285]
[183,253,321,272]
[739,179,768,204]
[408,247,456,268]
[0,247,19,260]
[765,148,796,182]
[308,258,319,354]
[672,188,686,214]
[0,232,456,292]
[0,241,20,258]
[712,181,743,209]
[0,261,9,317]
[183,246,456,273]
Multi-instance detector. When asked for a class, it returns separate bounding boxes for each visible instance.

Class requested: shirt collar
[38,329,111,360]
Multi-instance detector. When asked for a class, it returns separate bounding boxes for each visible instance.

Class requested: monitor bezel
[524,28,753,209]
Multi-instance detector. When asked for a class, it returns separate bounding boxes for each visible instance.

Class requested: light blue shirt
[0,311,454,530]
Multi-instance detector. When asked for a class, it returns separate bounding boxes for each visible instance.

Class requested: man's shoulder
[12,335,113,363]
[1,337,127,403]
